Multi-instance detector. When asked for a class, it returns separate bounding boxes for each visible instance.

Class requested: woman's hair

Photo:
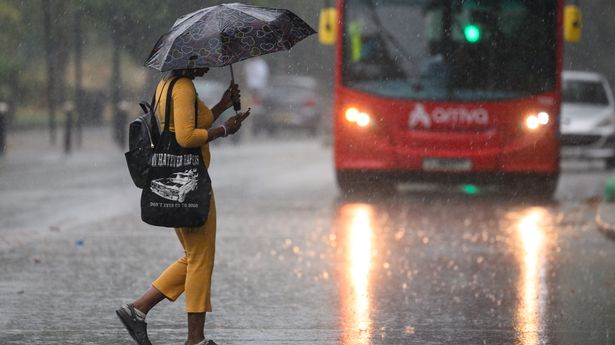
[171,69,197,79]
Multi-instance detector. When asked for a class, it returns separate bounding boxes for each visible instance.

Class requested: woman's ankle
[132,287,166,314]
[132,305,148,318]
[187,312,206,344]
[186,337,206,345]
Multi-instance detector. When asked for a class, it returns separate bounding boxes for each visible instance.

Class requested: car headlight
[597,116,615,128]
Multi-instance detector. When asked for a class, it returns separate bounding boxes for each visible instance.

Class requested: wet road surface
[1,129,615,344]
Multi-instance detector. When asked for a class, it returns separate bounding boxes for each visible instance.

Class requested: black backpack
[124,92,162,188]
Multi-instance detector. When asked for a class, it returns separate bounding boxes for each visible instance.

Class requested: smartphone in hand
[239,108,251,122]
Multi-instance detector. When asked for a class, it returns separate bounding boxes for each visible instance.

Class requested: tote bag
[140,78,212,228]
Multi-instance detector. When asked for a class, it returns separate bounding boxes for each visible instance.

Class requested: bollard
[0,102,8,155]
[64,101,75,154]
[605,177,615,203]
[115,101,130,150]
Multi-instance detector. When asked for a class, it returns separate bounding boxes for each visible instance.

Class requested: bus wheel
[336,171,396,197]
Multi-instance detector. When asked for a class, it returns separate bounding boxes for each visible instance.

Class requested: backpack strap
[151,79,170,115]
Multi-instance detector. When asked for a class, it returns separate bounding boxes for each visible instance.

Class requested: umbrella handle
[229,64,241,113]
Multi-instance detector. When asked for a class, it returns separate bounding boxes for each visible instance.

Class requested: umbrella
[144,3,316,72]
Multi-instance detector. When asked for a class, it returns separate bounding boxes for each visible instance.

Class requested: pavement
[0,127,340,345]
[2,127,615,345]
[596,201,615,235]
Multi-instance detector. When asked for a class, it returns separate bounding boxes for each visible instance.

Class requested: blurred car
[252,75,323,135]
[193,79,241,144]
[561,71,615,169]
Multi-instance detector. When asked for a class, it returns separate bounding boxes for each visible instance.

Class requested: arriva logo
[408,104,432,128]
[408,103,489,129]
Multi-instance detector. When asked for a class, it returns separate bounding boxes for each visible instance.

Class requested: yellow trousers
[152,196,216,313]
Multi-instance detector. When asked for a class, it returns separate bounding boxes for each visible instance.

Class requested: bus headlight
[345,107,372,127]
[525,112,550,130]
[538,112,550,125]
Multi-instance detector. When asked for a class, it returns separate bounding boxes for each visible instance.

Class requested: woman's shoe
[185,340,217,345]
[116,304,153,345]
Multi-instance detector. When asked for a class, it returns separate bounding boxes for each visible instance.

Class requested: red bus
[326,0,580,197]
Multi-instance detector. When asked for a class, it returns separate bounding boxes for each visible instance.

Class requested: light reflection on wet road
[2,136,615,344]
[514,208,551,345]
[338,204,374,344]
[326,193,608,344]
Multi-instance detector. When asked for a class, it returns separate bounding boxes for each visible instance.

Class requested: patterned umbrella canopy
[144,3,316,72]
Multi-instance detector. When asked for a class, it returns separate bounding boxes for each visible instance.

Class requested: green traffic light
[464,24,481,43]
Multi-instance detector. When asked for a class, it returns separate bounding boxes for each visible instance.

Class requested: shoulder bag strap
[194,97,198,128]
[163,77,181,132]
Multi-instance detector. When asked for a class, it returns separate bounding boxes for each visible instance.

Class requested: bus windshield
[342,0,557,101]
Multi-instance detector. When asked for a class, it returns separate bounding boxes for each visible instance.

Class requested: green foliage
[7,0,326,109]
[78,0,319,63]
[0,1,22,80]
[5,0,320,71]
[82,0,171,61]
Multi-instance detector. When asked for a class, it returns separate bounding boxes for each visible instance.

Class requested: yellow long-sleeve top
[155,77,213,168]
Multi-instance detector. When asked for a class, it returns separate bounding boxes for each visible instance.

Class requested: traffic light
[463,24,481,43]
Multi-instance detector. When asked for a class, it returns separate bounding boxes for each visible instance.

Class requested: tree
[0,1,23,127]
[82,0,184,147]
[41,0,72,144]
